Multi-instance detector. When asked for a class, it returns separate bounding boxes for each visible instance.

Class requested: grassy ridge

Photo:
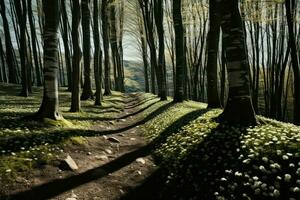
[143,101,300,199]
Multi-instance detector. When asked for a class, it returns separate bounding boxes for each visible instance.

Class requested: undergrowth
[143,102,300,200]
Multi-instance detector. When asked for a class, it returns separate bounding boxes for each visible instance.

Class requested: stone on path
[136,158,146,165]
[95,155,109,161]
[105,149,113,154]
[107,137,120,143]
[62,155,78,171]
[65,191,78,200]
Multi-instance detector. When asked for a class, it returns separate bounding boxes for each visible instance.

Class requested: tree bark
[218,0,257,125]
[0,0,18,84]
[206,0,221,108]
[37,0,62,120]
[93,0,103,106]
[102,0,112,95]
[70,0,82,112]
[173,0,185,102]
[81,0,94,100]
[285,0,300,125]
[154,0,167,100]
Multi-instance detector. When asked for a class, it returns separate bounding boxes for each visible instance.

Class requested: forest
[0,0,299,199]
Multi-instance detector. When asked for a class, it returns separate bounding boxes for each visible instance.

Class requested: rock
[130,138,136,141]
[66,198,77,200]
[119,189,125,194]
[87,152,92,155]
[103,135,108,140]
[108,121,115,125]
[120,119,126,122]
[118,134,125,137]
[16,176,27,183]
[95,155,109,161]
[137,170,142,175]
[61,155,78,171]
[107,137,120,143]
[105,149,113,154]
[136,158,146,165]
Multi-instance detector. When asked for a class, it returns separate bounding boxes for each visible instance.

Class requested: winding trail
[6,93,162,200]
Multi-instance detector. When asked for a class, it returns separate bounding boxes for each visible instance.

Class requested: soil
[3,94,161,200]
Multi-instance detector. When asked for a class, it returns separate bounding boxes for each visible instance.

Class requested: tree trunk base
[104,91,112,96]
[217,97,257,125]
[80,91,94,101]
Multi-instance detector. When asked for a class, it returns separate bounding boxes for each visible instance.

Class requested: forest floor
[0,83,300,200]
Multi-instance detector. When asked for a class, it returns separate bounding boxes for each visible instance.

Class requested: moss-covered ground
[142,102,300,200]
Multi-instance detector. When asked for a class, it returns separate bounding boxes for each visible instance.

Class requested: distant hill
[123,60,145,93]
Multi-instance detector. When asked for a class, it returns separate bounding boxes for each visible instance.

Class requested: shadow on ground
[2,108,209,200]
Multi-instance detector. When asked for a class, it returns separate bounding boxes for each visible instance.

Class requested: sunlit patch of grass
[69,136,87,145]
[144,102,300,200]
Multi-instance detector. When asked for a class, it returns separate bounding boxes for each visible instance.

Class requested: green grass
[143,102,300,200]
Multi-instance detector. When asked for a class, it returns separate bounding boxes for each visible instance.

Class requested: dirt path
[7,93,160,200]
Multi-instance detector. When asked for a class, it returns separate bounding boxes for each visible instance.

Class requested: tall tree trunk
[109,1,120,91]
[154,0,167,100]
[93,0,103,106]
[61,0,72,91]
[37,0,62,120]
[81,0,94,100]
[27,0,42,86]
[206,0,221,108]
[140,24,150,93]
[102,0,112,95]
[70,0,82,112]
[0,37,7,83]
[173,0,185,102]
[285,0,300,125]
[218,0,257,125]
[15,0,29,97]
[0,0,18,84]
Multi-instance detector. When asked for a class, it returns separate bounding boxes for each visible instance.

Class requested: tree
[28,0,42,86]
[70,0,82,112]
[218,0,257,124]
[154,0,167,100]
[0,0,18,84]
[285,0,300,125]
[206,0,221,108]
[14,0,30,96]
[36,0,62,120]
[81,0,94,100]
[93,0,103,105]
[102,0,112,95]
[173,0,185,102]
[60,0,72,91]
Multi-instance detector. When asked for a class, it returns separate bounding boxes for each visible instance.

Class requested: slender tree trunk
[102,0,112,95]
[14,0,29,97]
[37,0,62,120]
[0,37,7,83]
[218,0,257,125]
[154,0,167,100]
[285,0,300,125]
[70,0,82,112]
[0,0,18,84]
[61,0,72,91]
[81,0,94,100]
[94,0,103,106]
[207,0,221,108]
[173,0,185,102]
[27,0,42,86]
[140,28,150,93]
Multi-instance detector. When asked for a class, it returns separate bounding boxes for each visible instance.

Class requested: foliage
[144,102,300,199]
